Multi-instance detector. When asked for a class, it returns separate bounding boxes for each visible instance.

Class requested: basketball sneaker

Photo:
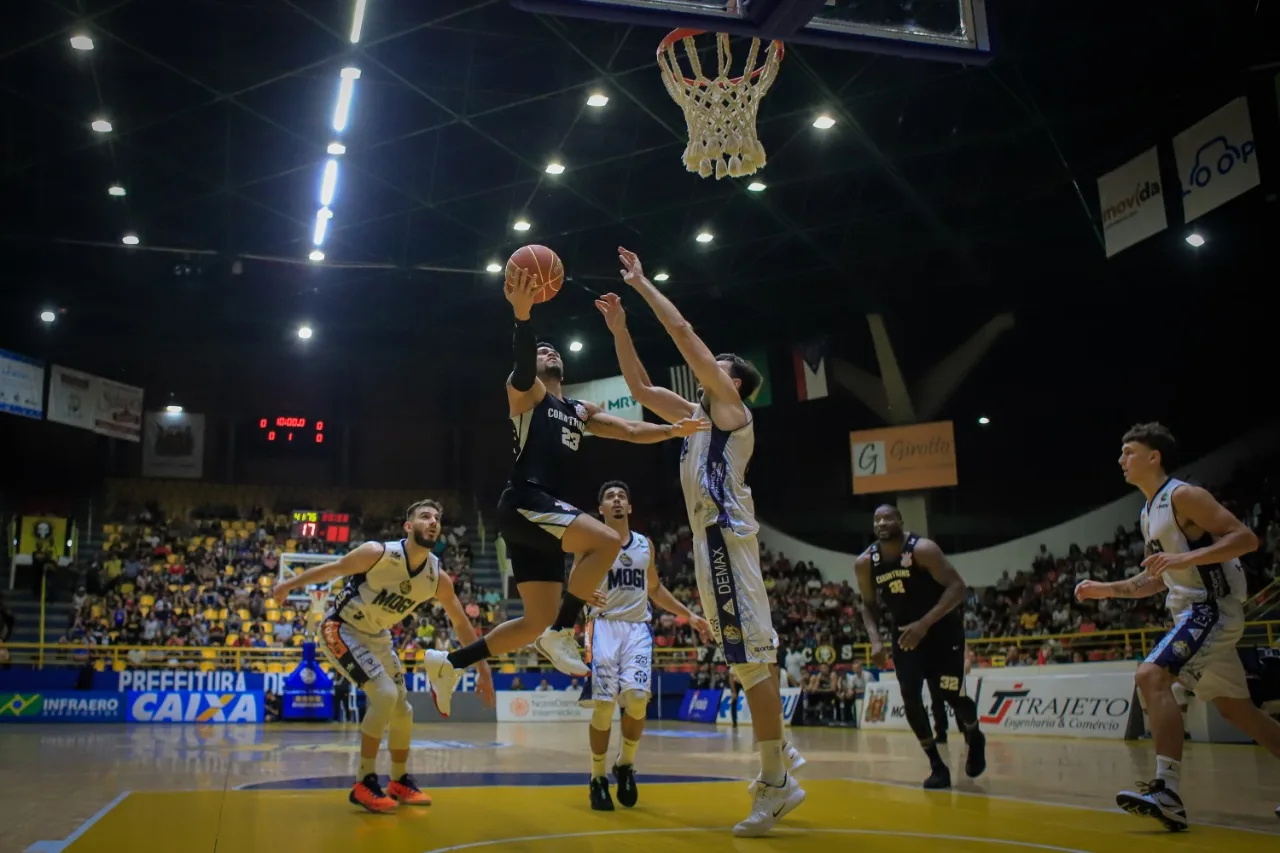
[923,763,951,790]
[589,776,615,811]
[746,742,807,794]
[733,774,806,837]
[349,773,397,814]
[964,730,987,778]
[533,627,589,676]
[1116,780,1188,831]
[613,763,638,808]
[421,650,463,716]
[387,774,432,806]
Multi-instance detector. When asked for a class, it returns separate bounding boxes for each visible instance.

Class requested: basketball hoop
[306,585,331,641]
[657,29,784,180]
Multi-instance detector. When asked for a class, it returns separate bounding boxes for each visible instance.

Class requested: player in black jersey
[855,504,986,789]
[424,270,708,690]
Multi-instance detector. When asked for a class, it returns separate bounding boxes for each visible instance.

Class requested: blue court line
[27,791,131,853]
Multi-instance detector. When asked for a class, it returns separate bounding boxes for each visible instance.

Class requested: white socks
[1156,755,1181,794]
[759,739,785,787]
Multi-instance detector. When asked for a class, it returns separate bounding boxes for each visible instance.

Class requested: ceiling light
[695,231,714,243]
[587,93,609,107]
[813,114,836,130]
[485,262,503,273]
[568,341,583,353]
[165,405,184,414]
[297,325,314,340]
[70,35,94,51]
[332,69,361,132]
[327,142,346,155]
[122,233,139,245]
[747,181,766,192]
[977,416,990,425]
[513,220,531,232]
[312,207,332,246]
[545,162,565,175]
[309,250,325,262]
[349,0,368,43]
[40,310,56,323]
[319,159,339,206]
[107,184,126,197]
[91,119,112,133]
[653,272,670,282]
[1185,233,1205,247]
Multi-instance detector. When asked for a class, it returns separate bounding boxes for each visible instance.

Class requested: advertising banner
[678,688,723,723]
[1097,147,1167,257]
[0,349,45,420]
[1174,97,1259,222]
[849,420,958,494]
[94,377,144,442]
[974,672,1137,739]
[46,365,98,430]
[860,676,981,731]
[16,516,68,562]
[496,690,621,723]
[142,411,205,478]
[0,691,125,723]
[715,687,801,726]
[563,374,642,422]
[125,691,265,723]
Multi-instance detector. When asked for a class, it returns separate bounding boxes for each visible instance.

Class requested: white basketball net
[658,33,783,180]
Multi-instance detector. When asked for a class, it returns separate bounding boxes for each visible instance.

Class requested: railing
[1245,577,1280,620]
[4,621,1277,671]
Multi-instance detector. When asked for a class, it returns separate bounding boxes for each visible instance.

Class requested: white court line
[421,827,1094,853]
[26,791,132,853]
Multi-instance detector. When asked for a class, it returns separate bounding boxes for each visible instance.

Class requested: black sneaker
[613,763,638,808]
[1116,779,1188,832]
[936,733,948,744]
[589,776,615,811]
[964,730,987,779]
[923,763,952,790]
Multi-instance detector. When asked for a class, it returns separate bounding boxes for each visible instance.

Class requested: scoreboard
[291,510,351,544]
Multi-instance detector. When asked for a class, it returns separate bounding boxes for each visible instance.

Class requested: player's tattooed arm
[1075,570,1165,601]
[580,401,710,444]
[506,268,547,416]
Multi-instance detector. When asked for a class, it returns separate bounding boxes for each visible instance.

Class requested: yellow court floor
[2,721,1277,853]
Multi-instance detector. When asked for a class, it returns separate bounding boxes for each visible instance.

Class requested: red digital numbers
[300,521,317,537]
[267,430,276,441]
[260,416,329,446]
[316,433,324,444]
[275,417,307,428]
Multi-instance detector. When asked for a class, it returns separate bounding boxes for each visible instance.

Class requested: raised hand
[505,267,540,320]
[618,246,646,288]
[594,293,627,333]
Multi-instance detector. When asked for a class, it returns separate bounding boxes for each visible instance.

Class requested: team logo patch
[722,599,735,617]
[1172,641,1191,659]
[620,552,632,567]
[722,625,742,644]
[1189,628,1203,640]
[865,687,889,723]
[901,551,914,568]
[399,580,413,595]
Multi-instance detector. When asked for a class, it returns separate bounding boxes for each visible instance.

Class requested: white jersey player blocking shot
[580,481,711,812]
[596,247,806,837]
[273,499,494,814]
[1076,423,1280,830]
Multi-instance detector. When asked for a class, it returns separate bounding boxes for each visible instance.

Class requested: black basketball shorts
[496,484,581,584]
[892,618,967,700]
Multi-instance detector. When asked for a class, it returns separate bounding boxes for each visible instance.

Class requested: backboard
[511,0,992,64]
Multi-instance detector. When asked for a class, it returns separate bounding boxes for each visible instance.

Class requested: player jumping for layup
[582,480,712,811]
[596,248,805,837]
[855,505,986,789]
[1076,423,1278,829]
[423,269,708,698]
[272,500,495,813]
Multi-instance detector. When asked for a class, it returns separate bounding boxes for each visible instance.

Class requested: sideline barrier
[495,690,622,723]
[0,691,125,722]
[125,690,265,723]
[715,687,801,726]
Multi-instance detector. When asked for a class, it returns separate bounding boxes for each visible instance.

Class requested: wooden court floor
[1,721,1276,852]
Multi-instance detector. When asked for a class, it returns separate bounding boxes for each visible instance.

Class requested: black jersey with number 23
[508,392,588,495]
[869,534,960,629]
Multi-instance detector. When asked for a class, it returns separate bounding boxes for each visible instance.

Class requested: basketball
[505,244,564,304]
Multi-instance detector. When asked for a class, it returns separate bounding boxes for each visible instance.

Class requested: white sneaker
[747,742,807,794]
[422,650,463,716]
[733,774,806,838]
[533,627,589,676]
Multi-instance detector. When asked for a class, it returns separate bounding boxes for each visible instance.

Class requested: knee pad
[620,689,648,721]
[359,676,399,739]
[591,700,614,731]
[732,662,772,691]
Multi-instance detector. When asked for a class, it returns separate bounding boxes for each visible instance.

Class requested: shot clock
[290,510,351,544]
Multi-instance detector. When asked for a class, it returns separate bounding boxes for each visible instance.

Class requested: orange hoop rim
[657,28,785,88]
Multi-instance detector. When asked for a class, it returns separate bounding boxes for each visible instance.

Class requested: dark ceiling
[1,0,1276,365]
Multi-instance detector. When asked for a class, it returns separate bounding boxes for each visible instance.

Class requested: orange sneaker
[387,774,433,806]
[349,773,397,813]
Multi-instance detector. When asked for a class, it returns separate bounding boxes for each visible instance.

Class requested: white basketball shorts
[1145,597,1249,701]
[582,618,653,704]
[321,618,404,689]
[693,524,777,665]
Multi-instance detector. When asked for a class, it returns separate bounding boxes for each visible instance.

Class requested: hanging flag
[793,338,829,401]
[738,348,772,408]
[669,364,698,402]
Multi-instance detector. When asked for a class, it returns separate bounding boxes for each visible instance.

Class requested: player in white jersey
[581,480,711,811]
[272,499,494,814]
[1076,423,1279,830]
[595,247,806,837]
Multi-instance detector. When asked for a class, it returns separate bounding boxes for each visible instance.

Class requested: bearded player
[1077,423,1277,830]
[855,504,986,790]
[272,499,495,813]
[582,480,712,811]
[596,249,805,837]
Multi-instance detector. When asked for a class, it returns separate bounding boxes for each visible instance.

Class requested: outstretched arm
[596,293,698,424]
[436,571,494,707]
[581,402,709,444]
[1076,570,1167,601]
[271,541,383,600]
